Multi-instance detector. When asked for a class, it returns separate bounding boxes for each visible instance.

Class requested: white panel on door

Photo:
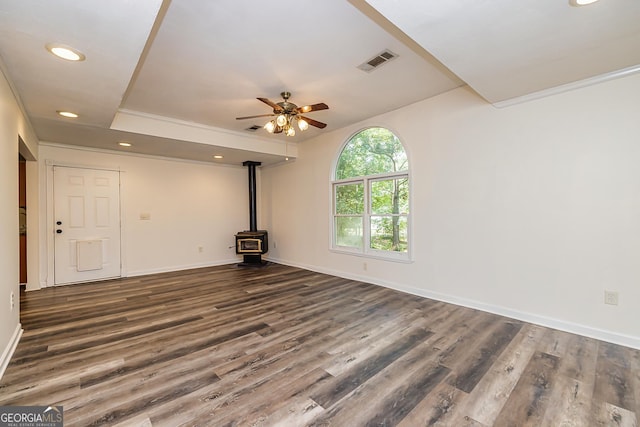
[95,197,110,227]
[77,240,103,271]
[95,177,109,187]
[68,175,84,186]
[68,196,85,228]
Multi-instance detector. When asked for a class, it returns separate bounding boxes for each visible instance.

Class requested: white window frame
[332,170,411,262]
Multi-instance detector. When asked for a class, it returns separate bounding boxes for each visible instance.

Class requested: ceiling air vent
[245,125,261,132]
[357,49,398,72]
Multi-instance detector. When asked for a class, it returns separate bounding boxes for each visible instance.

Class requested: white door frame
[45,160,127,287]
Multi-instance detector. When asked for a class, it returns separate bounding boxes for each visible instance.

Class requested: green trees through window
[333,127,409,258]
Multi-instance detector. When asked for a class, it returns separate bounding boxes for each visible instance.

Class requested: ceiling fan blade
[236,114,275,120]
[257,97,283,111]
[299,115,327,129]
[297,103,329,114]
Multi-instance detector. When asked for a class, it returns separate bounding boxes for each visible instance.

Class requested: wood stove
[236,161,268,266]
[235,230,268,264]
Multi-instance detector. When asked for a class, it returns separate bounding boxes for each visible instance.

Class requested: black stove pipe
[243,161,261,232]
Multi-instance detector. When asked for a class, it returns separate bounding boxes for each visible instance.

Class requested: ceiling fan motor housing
[277,92,297,113]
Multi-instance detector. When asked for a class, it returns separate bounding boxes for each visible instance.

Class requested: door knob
[56,229,63,234]
[56,221,62,225]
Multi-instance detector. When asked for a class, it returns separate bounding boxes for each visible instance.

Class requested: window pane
[371,177,409,215]
[335,183,363,214]
[333,126,410,258]
[370,216,408,252]
[335,216,363,248]
[336,127,408,179]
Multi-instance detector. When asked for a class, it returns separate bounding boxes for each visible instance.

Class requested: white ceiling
[0,0,638,166]
[365,0,640,104]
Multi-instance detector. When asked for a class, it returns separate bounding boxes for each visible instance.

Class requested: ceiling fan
[236,91,328,137]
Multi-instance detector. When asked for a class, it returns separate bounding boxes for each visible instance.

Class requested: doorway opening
[19,154,26,287]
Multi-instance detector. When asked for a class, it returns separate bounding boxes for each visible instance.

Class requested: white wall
[0,67,38,376]
[39,145,253,281]
[262,73,640,349]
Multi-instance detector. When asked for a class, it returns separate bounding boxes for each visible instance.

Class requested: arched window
[332,127,410,260]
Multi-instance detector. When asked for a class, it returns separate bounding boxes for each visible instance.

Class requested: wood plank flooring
[1,263,638,426]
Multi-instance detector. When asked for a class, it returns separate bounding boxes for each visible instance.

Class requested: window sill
[329,247,413,263]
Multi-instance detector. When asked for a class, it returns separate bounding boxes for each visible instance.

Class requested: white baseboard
[266,256,640,350]
[126,258,240,277]
[0,323,23,381]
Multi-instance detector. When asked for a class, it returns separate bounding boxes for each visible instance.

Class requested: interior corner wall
[0,67,38,375]
[261,72,640,349]
[38,145,250,282]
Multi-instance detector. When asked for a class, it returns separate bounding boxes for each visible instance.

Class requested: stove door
[236,238,262,253]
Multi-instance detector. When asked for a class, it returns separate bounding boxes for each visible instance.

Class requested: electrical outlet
[363,262,368,271]
[10,291,15,310]
[198,245,204,253]
[604,290,619,306]
[273,241,277,249]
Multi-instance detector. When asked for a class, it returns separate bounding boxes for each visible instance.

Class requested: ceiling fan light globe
[276,114,287,127]
[286,127,295,137]
[297,118,309,131]
[264,121,276,133]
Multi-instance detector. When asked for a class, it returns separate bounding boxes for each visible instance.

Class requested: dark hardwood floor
[1,263,638,426]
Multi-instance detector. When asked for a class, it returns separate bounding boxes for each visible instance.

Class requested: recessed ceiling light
[213,155,223,159]
[46,43,86,61]
[118,142,132,147]
[57,110,78,118]
[569,0,599,6]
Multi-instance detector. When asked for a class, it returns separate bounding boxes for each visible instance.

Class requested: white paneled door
[53,166,121,285]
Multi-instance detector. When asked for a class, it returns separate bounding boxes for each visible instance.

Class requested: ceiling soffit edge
[492,63,640,108]
[111,109,296,158]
